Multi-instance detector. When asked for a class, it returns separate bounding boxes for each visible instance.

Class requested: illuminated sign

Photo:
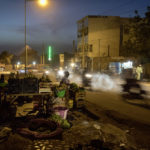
[48,46,52,61]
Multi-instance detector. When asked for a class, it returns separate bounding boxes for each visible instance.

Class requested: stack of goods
[51,85,68,118]
[39,74,52,93]
[75,87,86,108]
[22,77,39,93]
[69,83,85,109]
[8,74,21,94]
[8,73,39,94]
[69,83,78,99]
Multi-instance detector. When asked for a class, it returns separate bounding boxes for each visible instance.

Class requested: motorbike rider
[82,68,88,86]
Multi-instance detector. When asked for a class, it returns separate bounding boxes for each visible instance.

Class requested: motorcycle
[122,78,146,99]
[82,73,92,87]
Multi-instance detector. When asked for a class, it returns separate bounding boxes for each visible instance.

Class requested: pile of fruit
[50,114,71,129]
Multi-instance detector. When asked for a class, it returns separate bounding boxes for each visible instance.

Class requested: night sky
[0,0,150,55]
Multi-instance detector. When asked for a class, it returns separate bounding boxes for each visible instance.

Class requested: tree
[122,6,150,58]
[19,45,40,64]
[0,51,13,64]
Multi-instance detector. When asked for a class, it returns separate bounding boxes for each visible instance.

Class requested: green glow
[48,46,52,61]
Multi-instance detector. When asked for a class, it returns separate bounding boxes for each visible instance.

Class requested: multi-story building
[76,15,130,72]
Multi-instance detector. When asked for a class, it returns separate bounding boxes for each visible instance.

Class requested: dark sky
[0,0,149,55]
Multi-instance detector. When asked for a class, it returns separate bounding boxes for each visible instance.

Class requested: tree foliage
[19,46,40,64]
[122,6,150,58]
[0,51,13,64]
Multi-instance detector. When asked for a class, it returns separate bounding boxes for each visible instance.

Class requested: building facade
[76,15,130,72]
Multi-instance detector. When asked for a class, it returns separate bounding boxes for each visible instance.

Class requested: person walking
[136,64,143,80]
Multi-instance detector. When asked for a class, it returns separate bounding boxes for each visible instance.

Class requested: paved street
[48,72,150,125]
[86,90,150,125]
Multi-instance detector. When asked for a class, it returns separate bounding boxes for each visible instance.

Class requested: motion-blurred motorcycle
[122,78,146,99]
[82,73,92,87]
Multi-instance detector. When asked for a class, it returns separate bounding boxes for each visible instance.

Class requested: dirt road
[86,90,150,125]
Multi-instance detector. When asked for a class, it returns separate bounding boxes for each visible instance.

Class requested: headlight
[85,73,92,78]
[20,70,25,73]
[45,70,49,74]
[58,70,64,77]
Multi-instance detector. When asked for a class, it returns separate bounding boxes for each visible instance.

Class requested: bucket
[53,107,68,119]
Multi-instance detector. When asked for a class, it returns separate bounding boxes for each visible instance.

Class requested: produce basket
[53,107,68,119]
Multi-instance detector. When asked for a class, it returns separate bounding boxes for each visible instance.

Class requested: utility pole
[108,45,110,57]
[82,22,85,69]
[73,40,75,52]
[73,40,75,63]
[24,0,48,74]
[91,57,94,72]
[82,34,85,68]
[98,39,101,71]
[25,0,27,74]
[42,43,45,65]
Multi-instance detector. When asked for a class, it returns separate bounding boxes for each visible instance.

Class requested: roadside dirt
[0,100,150,150]
[85,100,150,149]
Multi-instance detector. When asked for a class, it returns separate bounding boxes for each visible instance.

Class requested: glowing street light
[38,0,48,6]
[70,63,75,67]
[17,62,21,65]
[17,62,21,69]
[32,61,36,66]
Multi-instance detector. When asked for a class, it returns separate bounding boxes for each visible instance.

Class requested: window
[84,27,88,36]
[89,44,93,52]
[84,44,88,52]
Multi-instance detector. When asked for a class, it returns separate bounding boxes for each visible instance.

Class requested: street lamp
[32,61,36,66]
[70,63,75,68]
[17,62,21,65]
[38,0,48,6]
[24,0,48,74]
